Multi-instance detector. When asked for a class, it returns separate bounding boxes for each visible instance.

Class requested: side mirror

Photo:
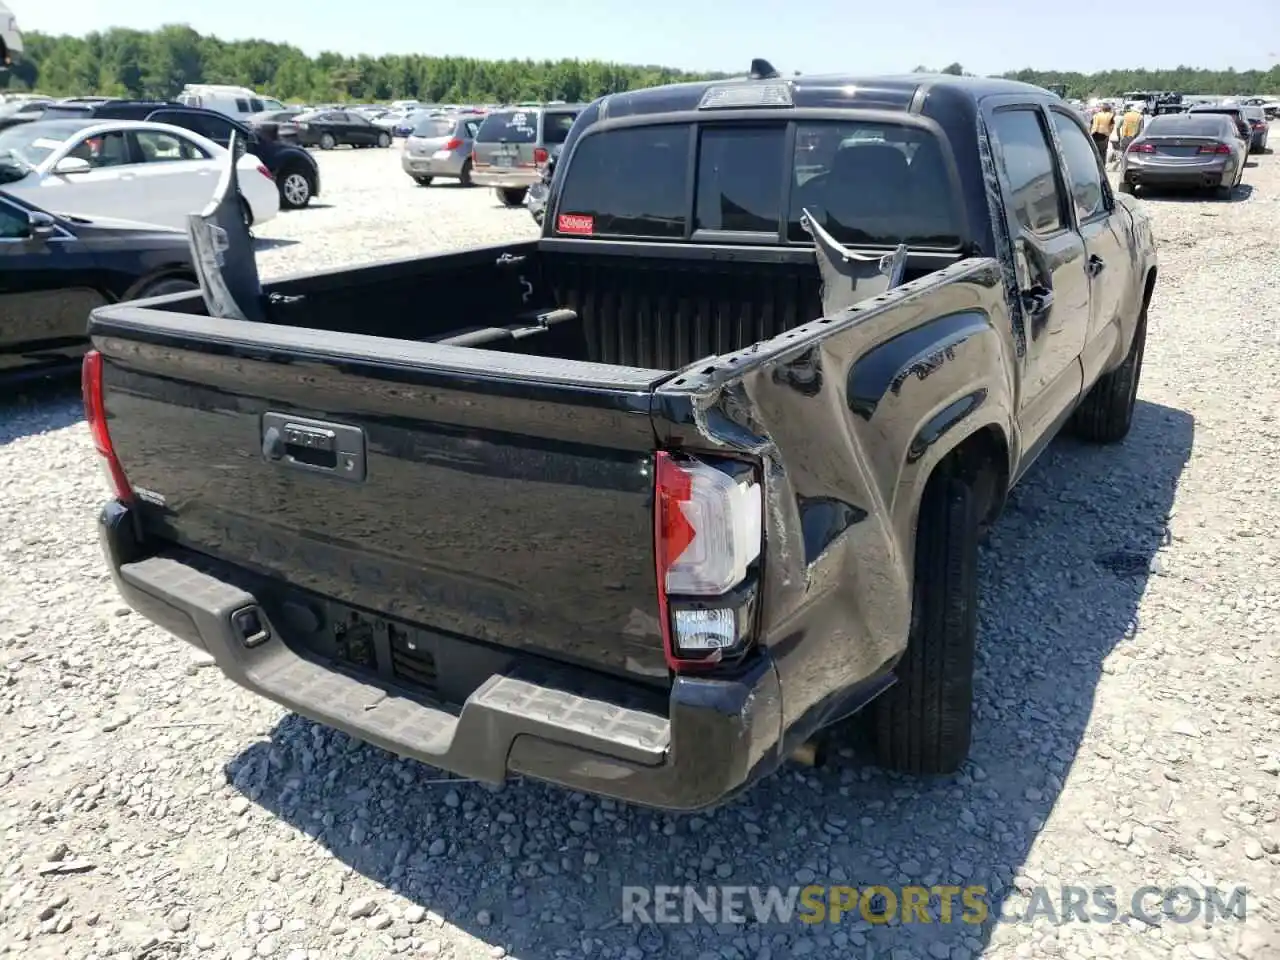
[53,156,91,176]
[27,211,57,237]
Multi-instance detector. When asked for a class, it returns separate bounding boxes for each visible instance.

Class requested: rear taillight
[1198,144,1232,154]
[533,147,549,164]
[655,452,762,670]
[442,137,463,151]
[257,164,273,180]
[81,350,133,502]
[1129,142,1155,153]
[1251,121,1266,129]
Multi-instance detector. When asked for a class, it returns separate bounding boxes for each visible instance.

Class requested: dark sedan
[0,191,197,383]
[245,109,305,142]
[293,110,392,150]
[1118,113,1245,197]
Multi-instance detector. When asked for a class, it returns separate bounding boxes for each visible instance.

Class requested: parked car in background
[36,100,322,210]
[176,84,288,121]
[245,109,305,142]
[402,113,483,186]
[1118,112,1245,197]
[372,109,415,135]
[1239,105,1269,152]
[293,110,393,150]
[1186,103,1251,143]
[0,190,195,383]
[471,103,583,207]
[0,96,50,131]
[0,118,280,229]
[0,1,21,70]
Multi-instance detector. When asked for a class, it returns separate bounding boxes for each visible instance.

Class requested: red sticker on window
[557,213,594,235]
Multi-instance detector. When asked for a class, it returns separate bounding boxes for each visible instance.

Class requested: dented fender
[651,257,1017,737]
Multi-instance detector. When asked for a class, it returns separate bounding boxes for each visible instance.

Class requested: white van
[0,1,23,70]
[176,84,287,120]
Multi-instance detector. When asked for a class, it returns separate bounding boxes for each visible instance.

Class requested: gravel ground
[2,138,1279,960]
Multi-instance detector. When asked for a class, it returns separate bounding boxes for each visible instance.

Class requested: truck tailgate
[90,308,675,687]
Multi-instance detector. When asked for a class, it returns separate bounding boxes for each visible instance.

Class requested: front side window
[66,131,131,168]
[556,124,690,238]
[696,126,785,233]
[0,201,28,238]
[235,98,249,112]
[1049,111,1106,221]
[989,108,1064,235]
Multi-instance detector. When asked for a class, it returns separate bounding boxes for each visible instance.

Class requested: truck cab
[0,1,22,71]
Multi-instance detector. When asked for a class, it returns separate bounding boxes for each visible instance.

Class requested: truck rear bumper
[99,501,784,811]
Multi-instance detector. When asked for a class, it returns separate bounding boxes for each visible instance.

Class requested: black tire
[414,175,434,187]
[377,132,391,148]
[278,169,313,209]
[136,277,198,300]
[871,473,979,776]
[458,159,473,187]
[319,133,336,151]
[1069,300,1147,444]
[497,187,527,208]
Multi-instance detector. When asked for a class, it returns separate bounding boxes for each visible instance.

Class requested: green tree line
[3,28,1277,103]
[1,25,727,103]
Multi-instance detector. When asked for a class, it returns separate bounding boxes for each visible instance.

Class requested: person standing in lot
[1118,104,1144,156]
[1090,103,1116,163]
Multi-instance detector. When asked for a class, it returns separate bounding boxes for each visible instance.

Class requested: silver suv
[470,105,582,207]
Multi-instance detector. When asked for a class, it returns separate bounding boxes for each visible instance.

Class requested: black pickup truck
[86,70,1157,811]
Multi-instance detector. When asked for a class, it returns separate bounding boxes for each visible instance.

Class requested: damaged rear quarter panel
[652,258,1016,736]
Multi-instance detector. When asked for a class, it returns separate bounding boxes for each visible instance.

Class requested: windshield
[0,121,93,167]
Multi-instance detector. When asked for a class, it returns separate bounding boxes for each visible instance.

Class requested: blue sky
[15,0,1280,75]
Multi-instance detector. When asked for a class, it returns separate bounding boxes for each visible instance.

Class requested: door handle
[1086,255,1106,278]
[1020,286,1055,318]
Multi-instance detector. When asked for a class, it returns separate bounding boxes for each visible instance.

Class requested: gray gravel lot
[2,139,1278,960]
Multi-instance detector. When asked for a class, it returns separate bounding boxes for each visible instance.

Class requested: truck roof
[596,73,1053,119]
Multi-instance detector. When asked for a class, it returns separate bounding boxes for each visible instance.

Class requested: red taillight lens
[442,137,463,151]
[1198,144,1232,154]
[533,147,549,164]
[1129,142,1156,153]
[81,350,133,502]
[257,164,273,180]
[654,452,762,670]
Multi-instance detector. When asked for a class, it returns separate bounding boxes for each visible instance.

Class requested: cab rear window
[553,120,963,248]
[475,110,537,144]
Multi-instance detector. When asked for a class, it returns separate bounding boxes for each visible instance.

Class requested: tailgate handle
[262,412,366,481]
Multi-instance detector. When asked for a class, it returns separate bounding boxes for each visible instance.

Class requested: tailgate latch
[262,413,366,482]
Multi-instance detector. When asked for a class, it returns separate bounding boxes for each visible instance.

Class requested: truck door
[1046,107,1130,376]
[985,103,1089,457]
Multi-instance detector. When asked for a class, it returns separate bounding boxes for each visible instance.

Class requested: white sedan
[0,119,279,230]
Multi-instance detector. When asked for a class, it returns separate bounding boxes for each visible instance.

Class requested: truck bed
[154,240,940,371]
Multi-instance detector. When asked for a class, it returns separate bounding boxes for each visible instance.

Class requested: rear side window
[696,126,785,233]
[557,125,690,238]
[542,112,578,145]
[476,110,537,143]
[1049,111,1105,221]
[990,108,1064,235]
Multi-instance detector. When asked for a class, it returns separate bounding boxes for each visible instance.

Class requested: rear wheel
[414,175,434,187]
[319,133,336,151]
[1069,299,1148,444]
[278,170,313,209]
[497,187,527,208]
[870,472,979,776]
[377,132,391,148]
[458,159,473,187]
